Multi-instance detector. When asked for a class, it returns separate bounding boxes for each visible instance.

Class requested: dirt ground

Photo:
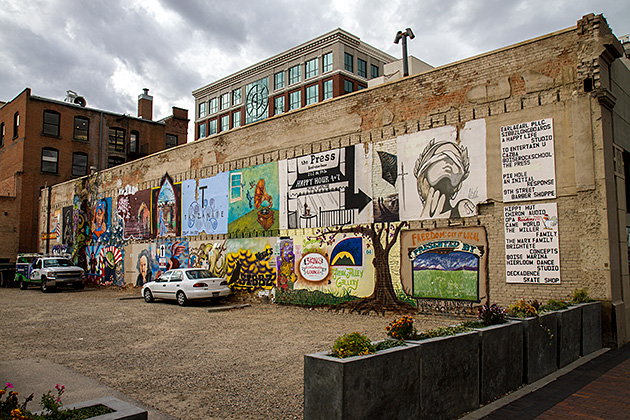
[0,286,468,419]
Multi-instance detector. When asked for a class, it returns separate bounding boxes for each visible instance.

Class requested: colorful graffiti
[397,120,486,221]
[228,162,279,234]
[152,173,181,238]
[91,198,111,244]
[279,144,373,229]
[399,227,488,304]
[182,173,229,236]
[276,238,296,289]
[117,189,152,240]
[62,206,74,247]
[189,241,228,278]
[226,237,277,290]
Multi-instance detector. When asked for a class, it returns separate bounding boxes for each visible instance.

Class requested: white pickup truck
[16,254,85,292]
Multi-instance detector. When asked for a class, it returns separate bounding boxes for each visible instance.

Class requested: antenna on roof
[64,90,86,107]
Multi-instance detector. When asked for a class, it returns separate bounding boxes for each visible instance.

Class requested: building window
[72,152,88,177]
[220,92,230,110]
[198,122,207,139]
[129,131,139,153]
[108,127,125,152]
[323,79,333,100]
[305,58,318,79]
[323,52,333,73]
[358,84,366,90]
[73,117,89,141]
[305,85,319,105]
[108,156,124,168]
[289,91,301,111]
[41,148,58,173]
[199,102,207,118]
[232,110,241,128]
[43,110,60,136]
[0,123,4,147]
[209,98,218,114]
[166,134,178,148]
[220,114,230,132]
[232,88,242,105]
[274,71,285,90]
[357,58,367,78]
[208,119,217,135]
[344,53,353,72]
[13,112,19,138]
[289,65,301,85]
[230,172,242,202]
[371,64,379,79]
[274,96,285,115]
[344,80,354,93]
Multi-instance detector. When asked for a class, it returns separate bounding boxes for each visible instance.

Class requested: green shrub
[541,299,570,312]
[507,299,540,318]
[373,340,406,351]
[570,288,592,304]
[477,303,507,325]
[414,324,472,340]
[330,332,375,358]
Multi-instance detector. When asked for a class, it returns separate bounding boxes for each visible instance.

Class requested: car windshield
[185,270,212,280]
[44,259,74,268]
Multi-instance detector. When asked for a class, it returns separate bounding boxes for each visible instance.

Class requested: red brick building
[0,88,189,256]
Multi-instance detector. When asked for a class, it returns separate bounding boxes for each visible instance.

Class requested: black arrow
[344,145,372,212]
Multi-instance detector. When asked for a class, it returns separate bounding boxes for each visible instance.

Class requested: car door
[29,259,42,281]
[152,271,171,298]
[164,270,183,299]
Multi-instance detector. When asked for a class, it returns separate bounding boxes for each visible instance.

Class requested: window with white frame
[220,114,230,132]
[208,119,217,135]
[289,65,301,85]
[322,52,332,73]
[274,96,285,115]
[274,71,285,90]
[289,91,301,110]
[305,85,318,105]
[209,98,218,114]
[198,122,207,139]
[232,110,241,128]
[305,58,318,79]
[232,88,242,105]
[220,93,230,110]
[323,79,333,100]
[199,102,207,118]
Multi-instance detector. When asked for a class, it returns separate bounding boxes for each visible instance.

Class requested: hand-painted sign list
[504,203,560,284]
[501,118,556,202]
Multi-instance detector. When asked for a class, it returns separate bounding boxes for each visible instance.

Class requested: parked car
[15,253,85,292]
[141,268,230,306]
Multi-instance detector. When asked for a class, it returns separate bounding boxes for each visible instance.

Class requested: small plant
[373,340,406,351]
[415,324,472,340]
[570,288,592,304]
[386,315,416,341]
[541,299,570,312]
[477,303,507,326]
[507,299,540,318]
[330,332,375,358]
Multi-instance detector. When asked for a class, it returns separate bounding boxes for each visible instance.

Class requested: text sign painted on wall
[501,118,556,202]
[504,203,560,284]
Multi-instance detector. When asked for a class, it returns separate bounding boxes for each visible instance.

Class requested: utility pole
[394,28,415,77]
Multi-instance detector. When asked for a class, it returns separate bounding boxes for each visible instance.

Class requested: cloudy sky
[1,0,628,141]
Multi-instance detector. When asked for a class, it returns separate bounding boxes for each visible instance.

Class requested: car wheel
[176,291,188,306]
[143,288,154,303]
[41,278,52,293]
[19,280,27,290]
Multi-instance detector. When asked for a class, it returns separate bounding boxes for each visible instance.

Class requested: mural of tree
[309,221,415,315]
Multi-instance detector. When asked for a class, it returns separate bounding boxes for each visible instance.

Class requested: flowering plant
[330,332,375,358]
[386,315,416,341]
[477,303,507,326]
[507,299,540,318]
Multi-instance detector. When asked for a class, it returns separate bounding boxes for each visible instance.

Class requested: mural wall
[226,237,278,291]
[182,173,229,236]
[229,162,279,234]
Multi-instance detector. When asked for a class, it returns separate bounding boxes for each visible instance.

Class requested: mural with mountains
[412,250,479,300]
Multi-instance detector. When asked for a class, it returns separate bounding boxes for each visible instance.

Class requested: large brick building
[0,88,189,257]
[42,14,630,346]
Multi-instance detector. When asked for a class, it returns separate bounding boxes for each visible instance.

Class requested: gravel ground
[0,286,468,419]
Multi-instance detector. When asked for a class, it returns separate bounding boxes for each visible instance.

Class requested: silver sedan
[141,268,230,306]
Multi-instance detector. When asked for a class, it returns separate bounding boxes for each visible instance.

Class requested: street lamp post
[394,28,415,77]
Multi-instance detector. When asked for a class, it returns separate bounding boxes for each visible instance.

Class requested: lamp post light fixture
[394,28,415,77]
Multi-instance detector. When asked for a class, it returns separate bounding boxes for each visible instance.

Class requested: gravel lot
[0,286,467,419]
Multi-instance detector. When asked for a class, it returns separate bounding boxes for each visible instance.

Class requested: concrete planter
[510,312,557,384]
[45,397,147,420]
[473,321,523,404]
[304,342,421,420]
[555,305,582,367]
[407,331,480,420]
[577,301,602,355]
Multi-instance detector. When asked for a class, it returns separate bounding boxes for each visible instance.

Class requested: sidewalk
[464,343,630,419]
[0,359,177,420]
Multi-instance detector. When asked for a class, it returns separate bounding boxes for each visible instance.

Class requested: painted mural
[372,139,399,222]
[182,172,229,236]
[91,198,111,244]
[155,238,189,274]
[397,120,486,221]
[62,206,74,247]
[189,240,228,278]
[279,144,373,229]
[226,237,277,291]
[152,173,181,238]
[228,162,279,234]
[276,238,296,289]
[117,188,152,240]
[399,227,488,306]
[289,230,375,298]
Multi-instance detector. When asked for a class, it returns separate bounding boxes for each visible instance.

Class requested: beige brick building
[41,14,630,346]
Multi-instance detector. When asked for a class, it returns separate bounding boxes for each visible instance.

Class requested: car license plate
[213,292,219,296]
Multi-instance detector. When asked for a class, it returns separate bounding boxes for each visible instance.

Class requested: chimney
[138,88,153,120]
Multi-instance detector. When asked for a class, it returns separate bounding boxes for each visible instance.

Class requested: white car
[141,268,230,306]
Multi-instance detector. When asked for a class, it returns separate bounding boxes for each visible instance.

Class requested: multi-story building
[192,28,399,139]
[0,88,189,256]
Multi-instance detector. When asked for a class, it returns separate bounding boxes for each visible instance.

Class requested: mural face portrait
[136,249,153,287]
